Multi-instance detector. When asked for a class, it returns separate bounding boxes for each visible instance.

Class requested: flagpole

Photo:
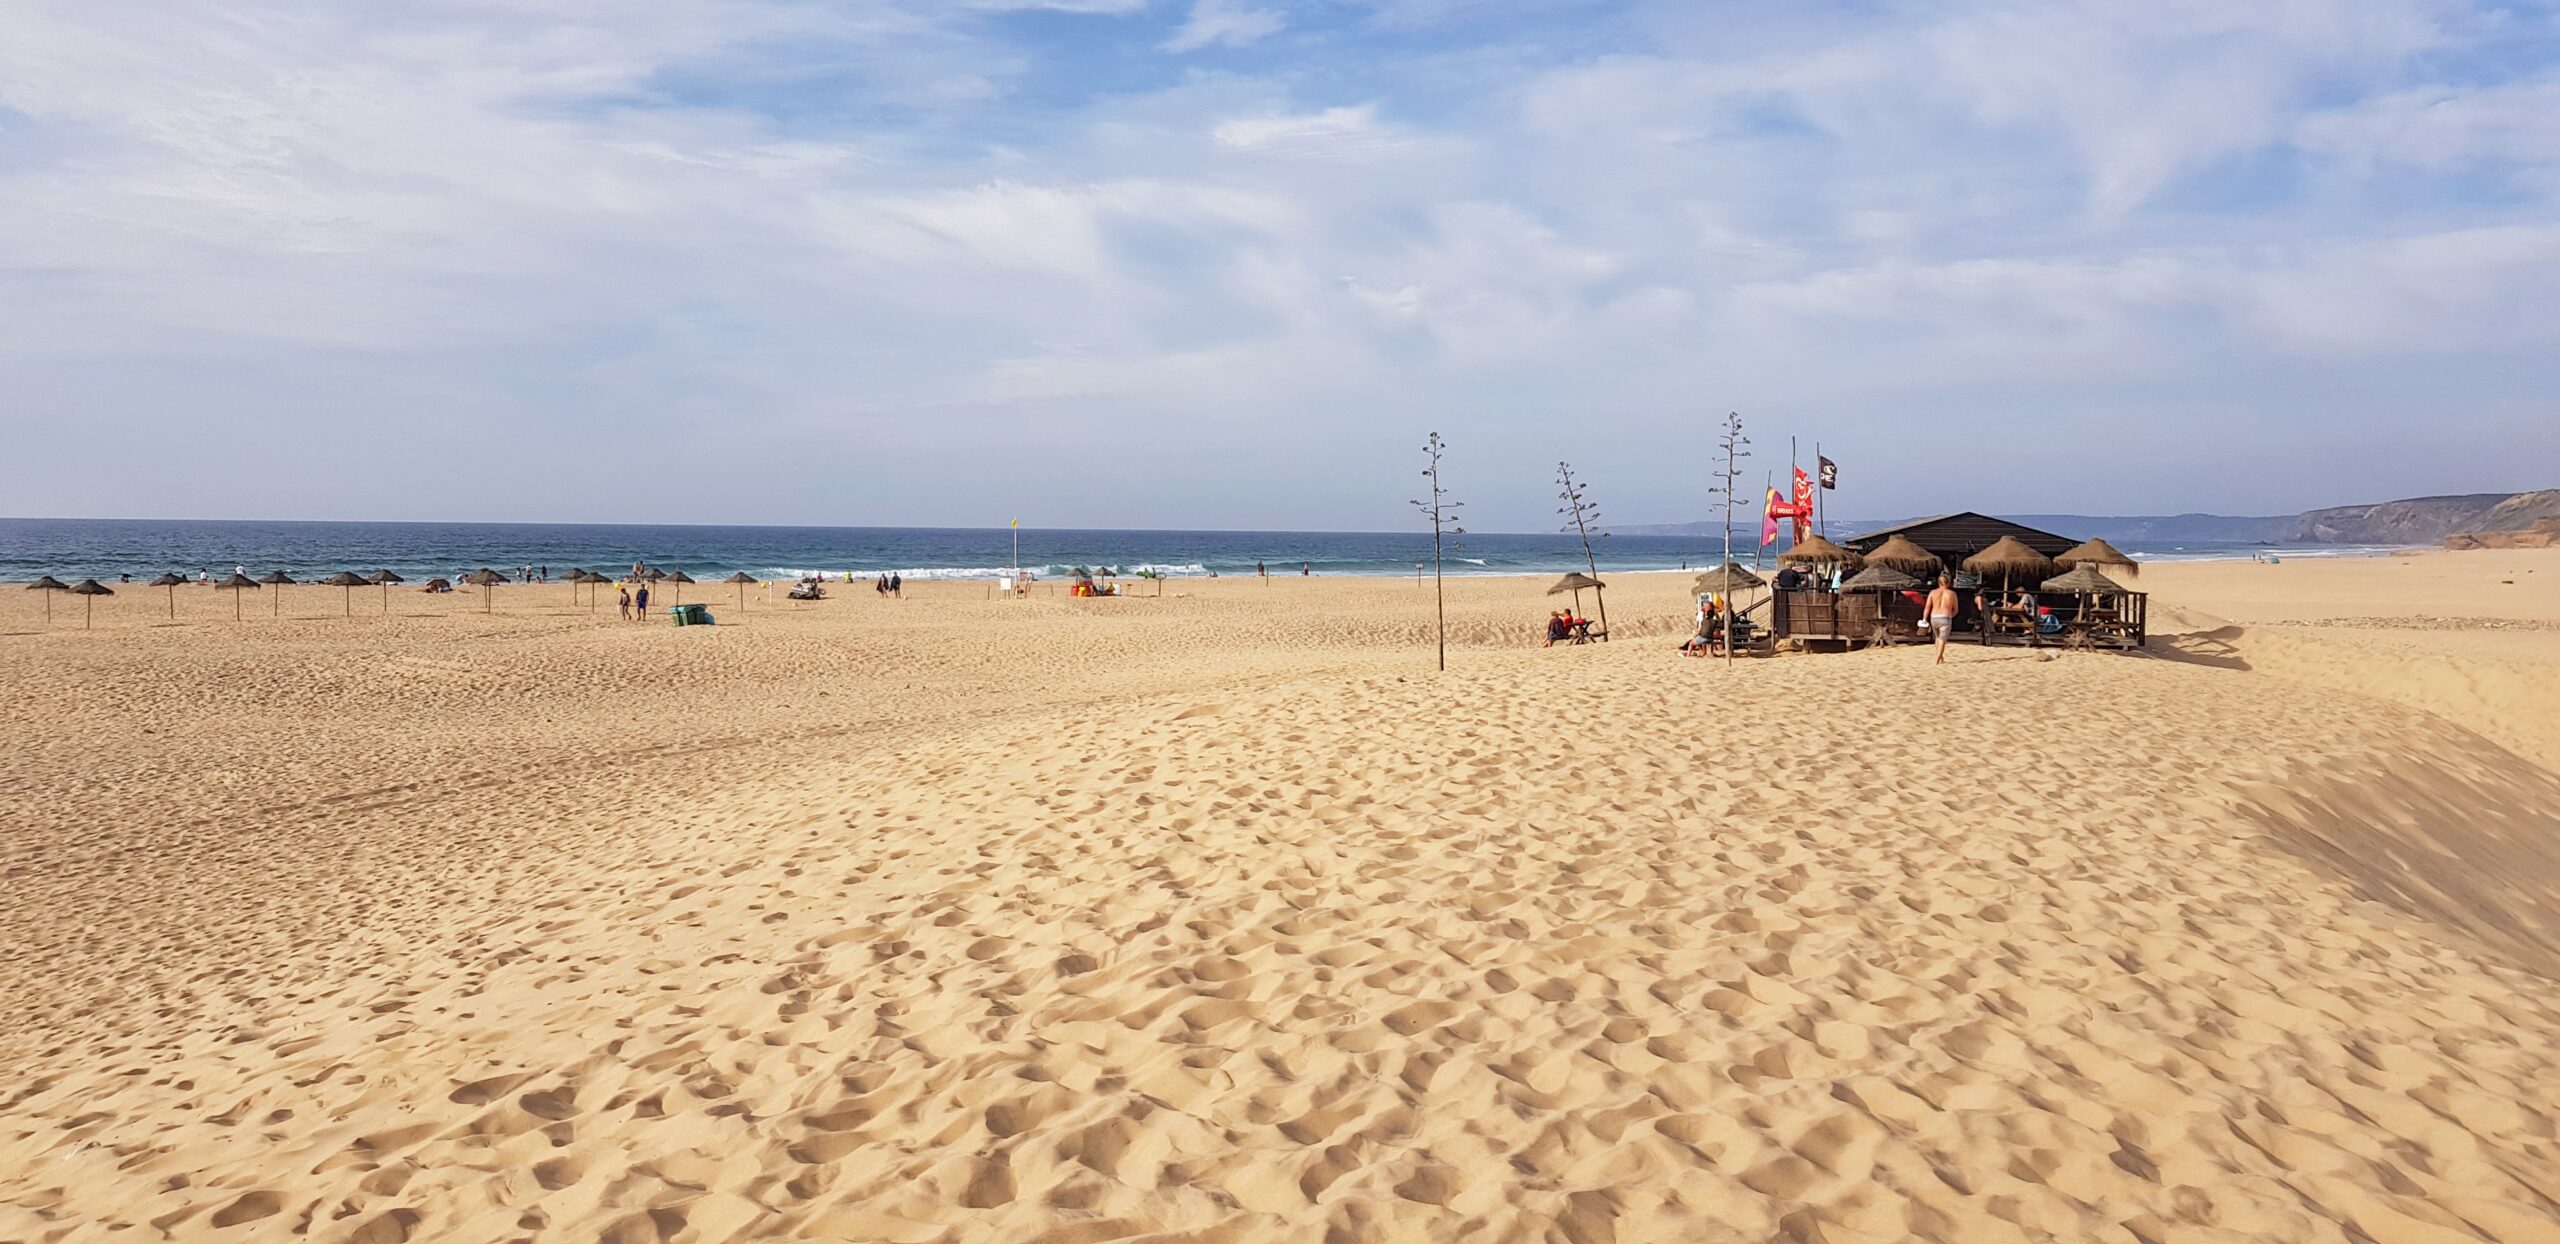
[1815,441,1825,539]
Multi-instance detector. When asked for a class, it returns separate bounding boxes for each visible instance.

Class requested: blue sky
[2,0,2555,529]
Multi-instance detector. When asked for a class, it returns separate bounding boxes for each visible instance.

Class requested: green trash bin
[669,603,712,626]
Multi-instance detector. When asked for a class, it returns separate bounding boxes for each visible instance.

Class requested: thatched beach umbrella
[1545,571,1604,617]
[1691,562,1765,598]
[258,570,296,617]
[68,578,113,629]
[1777,534,1862,570]
[2041,564,2130,596]
[663,570,694,606]
[368,569,405,612]
[321,571,368,615]
[26,576,68,624]
[218,572,260,620]
[1839,565,1923,593]
[1960,536,2055,589]
[463,570,506,614]
[2054,537,2139,577]
[1862,534,1943,576]
[150,572,186,618]
[725,571,757,611]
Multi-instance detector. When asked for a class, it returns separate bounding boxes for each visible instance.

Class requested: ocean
[0,517,2396,584]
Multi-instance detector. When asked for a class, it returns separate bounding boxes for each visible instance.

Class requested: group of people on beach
[873,573,902,598]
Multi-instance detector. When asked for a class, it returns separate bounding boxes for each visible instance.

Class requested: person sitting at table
[1543,611,1570,647]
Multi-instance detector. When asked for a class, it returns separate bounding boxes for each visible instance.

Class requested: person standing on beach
[617,584,632,620]
[1925,575,1961,665]
[1301,563,1310,576]
[890,573,902,598]
[634,581,651,620]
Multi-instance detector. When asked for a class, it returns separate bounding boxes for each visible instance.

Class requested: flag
[1760,488,1781,546]
[1792,466,1814,515]
[1818,457,1837,489]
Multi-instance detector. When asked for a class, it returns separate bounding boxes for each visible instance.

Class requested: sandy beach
[4,549,2558,1243]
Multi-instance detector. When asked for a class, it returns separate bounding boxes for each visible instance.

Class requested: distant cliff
[2295,491,2560,544]
[1620,489,2558,545]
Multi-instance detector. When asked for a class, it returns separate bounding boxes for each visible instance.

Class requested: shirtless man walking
[1926,574,1961,665]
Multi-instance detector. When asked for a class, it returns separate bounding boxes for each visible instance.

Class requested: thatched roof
[321,572,370,587]
[368,569,406,584]
[462,569,508,586]
[1777,535,1861,567]
[725,571,759,584]
[69,578,113,596]
[640,568,667,581]
[664,570,696,584]
[2041,564,2132,595]
[1691,562,1765,595]
[218,573,260,589]
[149,572,188,586]
[26,576,68,591]
[2054,537,2139,576]
[1839,565,1923,592]
[1545,572,1604,595]
[1959,535,2055,578]
[1863,534,1942,574]
[258,570,297,585]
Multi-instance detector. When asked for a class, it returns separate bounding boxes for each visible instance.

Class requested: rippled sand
[4,553,2557,1242]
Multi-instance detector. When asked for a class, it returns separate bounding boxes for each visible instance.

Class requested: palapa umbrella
[1691,561,1765,597]
[218,571,261,620]
[2054,537,2139,577]
[26,575,68,624]
[663,570,694,606]
[1776,534,1862,570]
[2040,564,2130,596]
[368,569,405,612]
[1544,571,1604,618]
[258,570,297,617]
[151,572,187,618]
[1838,565,1923,593]
[462,568,508,613]
[725,571,757,611]
[1959,536,2056,589]
[68,578,113,629]
[1861,534,1943,576]
[321,571,368,615]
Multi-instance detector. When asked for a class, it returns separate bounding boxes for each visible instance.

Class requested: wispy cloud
[1163,0,1284,53]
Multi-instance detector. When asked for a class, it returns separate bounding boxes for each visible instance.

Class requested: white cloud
[1211,104,1410,157]
[1163,0,1284,52]
[0,0,2554,525]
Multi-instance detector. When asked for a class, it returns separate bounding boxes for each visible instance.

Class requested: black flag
[1818,456,1838,489]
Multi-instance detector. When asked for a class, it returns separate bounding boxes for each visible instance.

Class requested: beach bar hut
[1768,536,1870,645]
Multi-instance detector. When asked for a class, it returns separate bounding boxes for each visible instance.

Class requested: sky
[2,0,2556,531]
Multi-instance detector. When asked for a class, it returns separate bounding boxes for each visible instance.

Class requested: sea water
[0,517,2400,584]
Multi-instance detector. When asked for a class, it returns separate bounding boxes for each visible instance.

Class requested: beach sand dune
[4,555,2559,1242]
